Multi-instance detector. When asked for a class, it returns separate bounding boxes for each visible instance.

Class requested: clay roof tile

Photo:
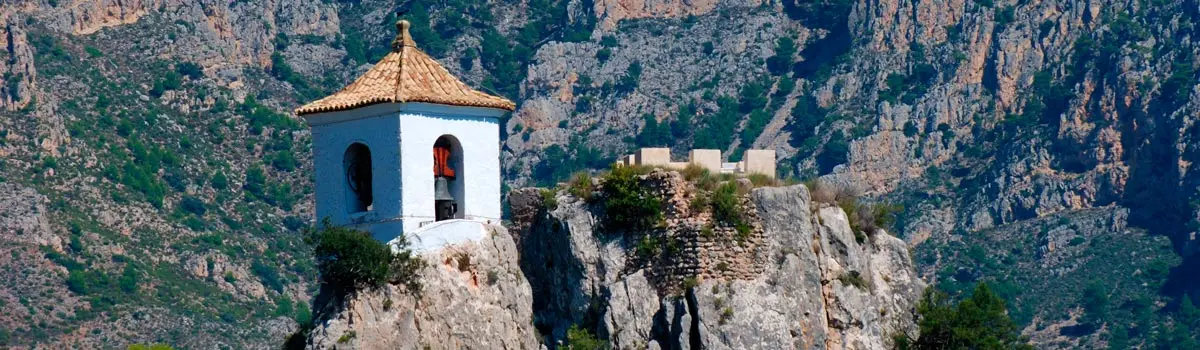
[295,20,515,115]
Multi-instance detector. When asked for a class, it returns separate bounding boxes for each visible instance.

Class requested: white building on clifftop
[295,20,515,250]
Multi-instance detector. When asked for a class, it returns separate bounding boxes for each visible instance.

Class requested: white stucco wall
[304,102,504,243]
[309,111,403,241]
[398,103,503,233]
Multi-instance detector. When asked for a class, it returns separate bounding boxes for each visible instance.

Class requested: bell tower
[296,20,514,245]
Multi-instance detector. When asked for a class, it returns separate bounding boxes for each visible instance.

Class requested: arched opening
[433,135,465,221]
[343,143,373,213]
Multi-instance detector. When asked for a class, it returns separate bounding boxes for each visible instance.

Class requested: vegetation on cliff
[305,223,424,296]
[900,283,1032,350]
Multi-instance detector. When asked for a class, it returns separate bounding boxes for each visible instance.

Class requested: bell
[434,176,454,201]
[435,176,457,221]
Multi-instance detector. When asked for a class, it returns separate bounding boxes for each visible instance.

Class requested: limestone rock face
[592,0,733,31]
[510,179,924,349]
[0,20,36,111]
[305,225,539,350]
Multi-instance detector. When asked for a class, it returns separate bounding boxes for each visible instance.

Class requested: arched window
[433,135,465,220]
[343,143,373,213]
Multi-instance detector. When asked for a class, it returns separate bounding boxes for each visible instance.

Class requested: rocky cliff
[300,174,923,349]
[304,225,540,350]
[507,172,924,349]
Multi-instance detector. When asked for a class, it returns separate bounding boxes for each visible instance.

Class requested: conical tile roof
[295,21,516,115]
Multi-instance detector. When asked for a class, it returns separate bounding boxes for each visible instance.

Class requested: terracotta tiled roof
[295,21,516,115]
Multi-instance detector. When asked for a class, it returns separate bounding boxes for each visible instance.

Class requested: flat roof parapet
[619,147,777,178]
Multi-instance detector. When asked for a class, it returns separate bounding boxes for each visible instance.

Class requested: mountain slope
[0,0,1197,348]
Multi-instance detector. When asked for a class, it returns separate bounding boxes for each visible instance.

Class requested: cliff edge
[304,225,539,349]
[508,170,924,349]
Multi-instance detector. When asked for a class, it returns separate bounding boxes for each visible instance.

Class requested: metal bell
[435,176,455,201]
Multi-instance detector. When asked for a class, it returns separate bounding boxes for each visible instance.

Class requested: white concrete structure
[619,147,778,178]
[296,20,515,246]
[303,103,506,242]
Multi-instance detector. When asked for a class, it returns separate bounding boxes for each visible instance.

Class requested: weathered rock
[305,225,539,350]
[511,177,924,349]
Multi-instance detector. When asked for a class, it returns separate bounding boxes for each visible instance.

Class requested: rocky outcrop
[0,183,58,249]
[0,19,36,111]
[305,225,540,350]
[592,0,733,31]
[509,173,924,349]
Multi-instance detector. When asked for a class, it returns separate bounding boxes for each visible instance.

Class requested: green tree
[906,283,1033,350]
[565,324,608,350]
[636,114,669,147]
[767,37,797,75]
[305,222,424,295]
[600,165,663,231]
[787,93,827,145]
[817,131,849,174]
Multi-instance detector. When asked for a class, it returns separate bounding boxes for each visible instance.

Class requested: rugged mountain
[304,225,540,349]
[0,0,1197,347]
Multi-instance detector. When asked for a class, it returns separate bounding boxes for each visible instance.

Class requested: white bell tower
[296,20,514,248]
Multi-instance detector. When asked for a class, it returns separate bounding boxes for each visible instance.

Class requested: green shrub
[766,37,796,75]
[600,165,663,231]
[595,48,612,62]
[540,189,559,210]
[565,324,607,350]
[176,62,203,80]
[636,234,660,259]
[817,131,850,174]
[720,306,734,324]
[903,121,919,137]
[680,163,710,182]
[838,271,869,290]
[747,173,778,187]
[274,297,295,317]
[294,303,313,326]
[305,223,424,295]
[902,283,1033,350]
[336,330,356,344]
[179,196,206,216]
[711,182,747,228]
[271,152,297,172]
[252,260,284,293]
[690,191,711,213]
[567,172,595,201]
[682,277,699,290]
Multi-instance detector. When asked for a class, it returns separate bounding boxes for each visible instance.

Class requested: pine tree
[905,283,1034,350]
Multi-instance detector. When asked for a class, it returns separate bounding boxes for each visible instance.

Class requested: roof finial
[392,19,416,51]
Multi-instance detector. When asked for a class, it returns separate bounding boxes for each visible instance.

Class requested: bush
[540,189,559,210]
[711,182,747,226]
[567,172,595,201]
[179,196,206,216]
[838,271,869,290]
[817,131,850,174]
[565,324,607,350]
[252,260,284,293]
[595,48,612,62]
[305,223,424,295]
[636,234,660,259]
[767,37,796,75]
[900,283,1033,350]
[747,173,778,187]
[176,62,203,80]
[600,165,663,231]
[807,179,861,205]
